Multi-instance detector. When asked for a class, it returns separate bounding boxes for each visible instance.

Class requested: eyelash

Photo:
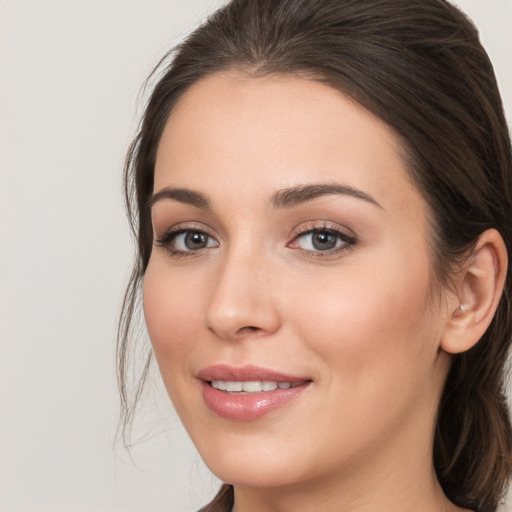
[154,226,218,258]
[154,222,357,259]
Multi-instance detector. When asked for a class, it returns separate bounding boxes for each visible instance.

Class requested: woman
[118,0,512,510]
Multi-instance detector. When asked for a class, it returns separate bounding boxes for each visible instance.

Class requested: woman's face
[143,73,452,490]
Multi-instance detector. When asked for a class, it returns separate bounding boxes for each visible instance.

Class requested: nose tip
[204,263,281,341]
[206,299,281,341]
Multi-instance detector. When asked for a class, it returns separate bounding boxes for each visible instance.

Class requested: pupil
[313,231,337,250]
[185,231,206,249]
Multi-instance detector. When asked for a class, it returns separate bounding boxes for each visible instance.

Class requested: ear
[440,229,508,354]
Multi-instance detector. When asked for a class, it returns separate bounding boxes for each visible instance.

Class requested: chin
[211,462,302,489]
[197,439,309,488]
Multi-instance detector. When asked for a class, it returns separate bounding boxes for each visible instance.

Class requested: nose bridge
[205,237,280,340]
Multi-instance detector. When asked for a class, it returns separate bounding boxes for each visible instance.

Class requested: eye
[289,225,356,255]
[155,228,219,255]
[299,230,340,251]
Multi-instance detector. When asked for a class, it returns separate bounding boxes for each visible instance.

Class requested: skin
[143,73,476,512]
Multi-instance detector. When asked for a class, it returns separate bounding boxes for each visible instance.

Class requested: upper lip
[197,364,310,383]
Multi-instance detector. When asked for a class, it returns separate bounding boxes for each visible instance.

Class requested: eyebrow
[148,183,382,210]
[147,187,210,209]
[270,183,383,209]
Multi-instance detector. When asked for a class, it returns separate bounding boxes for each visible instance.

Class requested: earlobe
[440,229,507,355]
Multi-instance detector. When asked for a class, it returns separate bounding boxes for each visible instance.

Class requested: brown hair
[118,1,512,510]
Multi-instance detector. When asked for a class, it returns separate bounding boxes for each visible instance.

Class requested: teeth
[211,379,226,391]
[226,381,243,392]
[262,381,278,391]
[242,381,262,392]
[211,380,303,393]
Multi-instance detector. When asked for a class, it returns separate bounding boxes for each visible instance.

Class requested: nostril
[237,325,261,335]
[230,325,265,338]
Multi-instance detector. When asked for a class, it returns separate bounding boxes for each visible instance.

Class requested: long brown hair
[118,1,512,510]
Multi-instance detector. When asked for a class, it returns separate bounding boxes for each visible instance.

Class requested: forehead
[154,72,423,216]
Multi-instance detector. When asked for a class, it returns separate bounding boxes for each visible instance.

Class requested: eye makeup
[153,219,357,260]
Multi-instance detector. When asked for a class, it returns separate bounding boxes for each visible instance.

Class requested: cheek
[281,250,442,462]
[290,247,438,383]
[142,260,204,368]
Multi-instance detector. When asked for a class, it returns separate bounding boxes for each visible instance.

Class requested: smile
[210,380,306,393]
[198,365,312,420]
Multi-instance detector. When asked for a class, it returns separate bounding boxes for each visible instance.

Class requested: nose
[205,249,281,341]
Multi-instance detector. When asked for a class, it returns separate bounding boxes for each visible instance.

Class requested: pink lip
[197,364,312,421]
[197,364,308,383]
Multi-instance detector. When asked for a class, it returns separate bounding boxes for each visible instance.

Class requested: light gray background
[1,1,511,511]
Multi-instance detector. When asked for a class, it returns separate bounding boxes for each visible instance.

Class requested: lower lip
[201,381,310,421]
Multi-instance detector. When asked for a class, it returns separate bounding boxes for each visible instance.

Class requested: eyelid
[290,221,356,241]
[154,221,214,241]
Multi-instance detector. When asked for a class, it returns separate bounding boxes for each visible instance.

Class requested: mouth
[209,379,307,393]
[197,365,312,420]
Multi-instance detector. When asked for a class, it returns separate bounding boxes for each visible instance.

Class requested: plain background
[0,1,511,511]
